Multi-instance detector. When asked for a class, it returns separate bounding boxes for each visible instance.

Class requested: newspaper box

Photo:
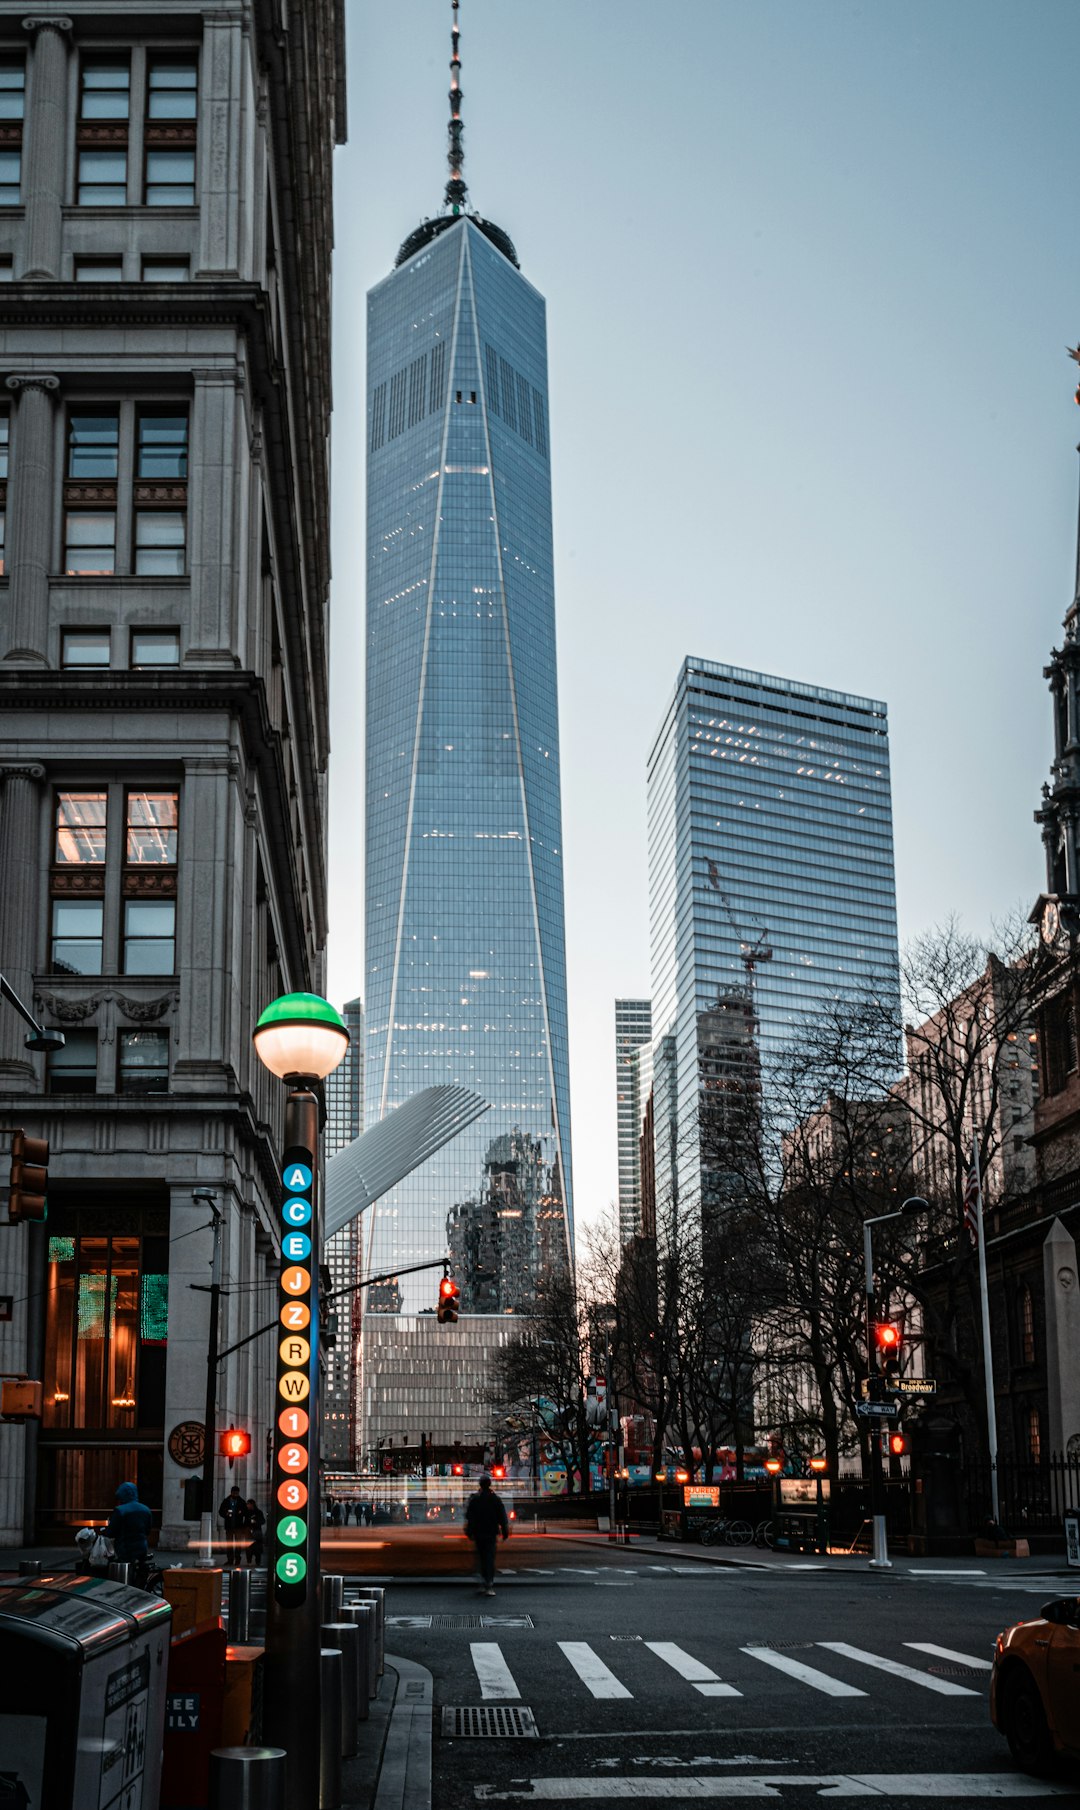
[0,1569,171,1809]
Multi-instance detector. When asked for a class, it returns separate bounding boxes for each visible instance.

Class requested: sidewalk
[554,1529,1078,1578]
[0,1547,431,1810]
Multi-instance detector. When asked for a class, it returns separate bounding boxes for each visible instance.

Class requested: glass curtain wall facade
[365,219,573,1357]
[324,996,364,1466]
[615,998,652,1244]
[647,658,900,1211]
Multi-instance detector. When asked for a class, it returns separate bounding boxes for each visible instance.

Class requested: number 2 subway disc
[278,1443,308,1473]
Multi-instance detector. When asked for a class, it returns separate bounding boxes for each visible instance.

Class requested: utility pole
[196,1191,222,1568]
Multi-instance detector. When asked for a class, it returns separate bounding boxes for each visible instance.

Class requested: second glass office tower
[648,658,901,1210]
[364,213,573,1396]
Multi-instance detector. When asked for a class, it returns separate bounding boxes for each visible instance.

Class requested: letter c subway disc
[277,1478,308,1510]
[282,1163,312,1192]
[282,1266,310,1295]
[278,1370,310,1403]
[280,1300,310,1331]
[283,1231,311,1262]
[283,1198,311,1227]
[278,1406,309,1438]
[278,1443,308,1473]
[279,1335,311,1367]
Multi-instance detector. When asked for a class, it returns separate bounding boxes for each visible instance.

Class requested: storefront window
[42,1217,168,1430]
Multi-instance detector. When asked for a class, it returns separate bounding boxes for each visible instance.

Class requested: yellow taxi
[990,1594,1080,1772]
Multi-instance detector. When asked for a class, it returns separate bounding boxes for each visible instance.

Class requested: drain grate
[442,1705,538,1739]
[928,1665,983,1678]
[760,1641,815,1650]
[609,1634,643,1642]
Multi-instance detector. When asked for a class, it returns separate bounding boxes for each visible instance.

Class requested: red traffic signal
[220,1426,251,1459]
[437,1275,460,1324]
[874,1323,901,1352]
[888,1431,907,1457]
[9,1129,48,1223]
[452,1463,464,1476]
[491,1465,505,1480]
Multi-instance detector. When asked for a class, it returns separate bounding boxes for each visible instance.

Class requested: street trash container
[161,1621,227,1808]
[0,1568,171,1810]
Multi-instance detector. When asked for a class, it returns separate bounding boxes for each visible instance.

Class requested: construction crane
[705,860,773,978]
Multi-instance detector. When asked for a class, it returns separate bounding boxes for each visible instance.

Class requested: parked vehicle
[991,1595,1080,1772]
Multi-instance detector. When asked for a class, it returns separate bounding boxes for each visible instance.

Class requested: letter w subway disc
[272,1148,317,1602]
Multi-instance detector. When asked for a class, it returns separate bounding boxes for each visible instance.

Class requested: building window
[130,628,179,667]
[77,57,130,205]
[1043,990,1077,1095]
[74,256,124,282]
[65,409,119,574]
[61,629,111,667]
[42,1214,169,1436]
[118,1029,169,1094]
[144,58,198,205]
[47,1029,97,1094]
[1028,1406,1041,1463]
[134,407,187,574]
[0,256,12,279]
[1020,1284,1036,1365]
[49,785,178,975]
[141,256,189,282]
[0,57,24,205]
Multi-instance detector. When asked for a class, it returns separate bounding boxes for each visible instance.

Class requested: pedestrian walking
[107,1481,152,1566]
[219,1484,246,1562]
[245,1498,265,1567]
[465,1474,509,1595]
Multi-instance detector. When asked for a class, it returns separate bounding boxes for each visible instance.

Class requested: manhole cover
[442,1706,538,1738]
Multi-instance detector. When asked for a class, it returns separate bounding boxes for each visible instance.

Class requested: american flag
[962,1146,982,1249]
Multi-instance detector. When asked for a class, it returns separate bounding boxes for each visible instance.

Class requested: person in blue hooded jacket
[107,1480,152,1563]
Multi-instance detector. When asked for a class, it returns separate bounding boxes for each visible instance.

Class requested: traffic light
[491,1464,505,1480]
[220,1426,252,1464]
[437,1275,460,1324]
[452,1463,464,1476]
[888,1430,907,1458]
[874,1321,902,1381]
[8,1129,48,1223]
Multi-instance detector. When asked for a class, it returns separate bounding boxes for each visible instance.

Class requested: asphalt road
[376,1540,1080,1808]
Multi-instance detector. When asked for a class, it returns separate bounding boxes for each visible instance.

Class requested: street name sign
[893,1378,937,1395]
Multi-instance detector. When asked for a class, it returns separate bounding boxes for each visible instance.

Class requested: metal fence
[963,1452,1080,1534]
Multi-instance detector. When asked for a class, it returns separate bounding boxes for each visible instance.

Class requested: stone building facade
[0,0,344,1544]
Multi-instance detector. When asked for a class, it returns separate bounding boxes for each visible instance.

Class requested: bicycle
[754,1518,775,1549]
[703,1516,754,1546]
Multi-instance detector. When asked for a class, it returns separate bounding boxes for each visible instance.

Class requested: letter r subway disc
[279,1334,311,1367]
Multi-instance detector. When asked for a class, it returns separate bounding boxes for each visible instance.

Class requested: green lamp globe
[253,992,349,1082]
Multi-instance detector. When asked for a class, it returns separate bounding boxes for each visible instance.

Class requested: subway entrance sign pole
[254,994,350,1810]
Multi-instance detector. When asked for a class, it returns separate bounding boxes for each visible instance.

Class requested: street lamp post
[254,992,350,1810]
[863,1196,929,1571]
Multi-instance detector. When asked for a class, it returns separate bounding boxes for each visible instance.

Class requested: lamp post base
[869,1513,891,1569]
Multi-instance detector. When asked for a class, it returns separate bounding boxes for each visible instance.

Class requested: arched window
[1028,1407,1042,1464]
[1020,1285,1036,1366]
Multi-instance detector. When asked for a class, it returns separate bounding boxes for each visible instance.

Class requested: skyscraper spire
[444,0,467,214]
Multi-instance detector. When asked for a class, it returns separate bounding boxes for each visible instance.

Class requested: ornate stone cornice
[34,991,102,1023]
[5,374,59,398]
[115,993,175,1024]
[22,16,73,38]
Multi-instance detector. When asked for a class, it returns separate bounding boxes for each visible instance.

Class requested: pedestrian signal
[888,1431,907,1457]
[437,1275,460,1323]
[491,1465,505,1480]
[220,1426,251,1462]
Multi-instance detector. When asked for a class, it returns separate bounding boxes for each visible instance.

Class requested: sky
[327,0,1080,1235]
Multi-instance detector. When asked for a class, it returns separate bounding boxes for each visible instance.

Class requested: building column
[3,373,59,665]
[172,756,242,1087]
[0,763,46,1087]
[1043,1216,1080,1457]
[196,15,246,278]
[20,17,73,280]
[187,371,243,664]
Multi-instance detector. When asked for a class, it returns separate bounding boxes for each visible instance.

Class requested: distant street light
[255,992,349,1809]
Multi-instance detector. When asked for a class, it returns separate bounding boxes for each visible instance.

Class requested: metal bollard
[209,1747,286,1810]
[227,1567,251,1644]
[323,1572,344,1622]
[107,1561,132,1585]
[321,1623,361,1756]
[351,1586,385,1676]
[319,1649,343,1810]
[339,1605,371,1717]
[343,1602,377,1701]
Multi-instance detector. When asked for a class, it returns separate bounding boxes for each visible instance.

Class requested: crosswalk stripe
[818,1641,981,1696]
[470,1642,520,1701]
[644,1641,741,1697]
[904,1642,992,1671]
[557,1641,633,1699]
[557,1567,600,1574]
[741,1644,867,1697]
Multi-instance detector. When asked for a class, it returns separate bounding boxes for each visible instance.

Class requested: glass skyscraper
[361,24,572,1447]
[615,999,652,1245]
[647,658,900,1209]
